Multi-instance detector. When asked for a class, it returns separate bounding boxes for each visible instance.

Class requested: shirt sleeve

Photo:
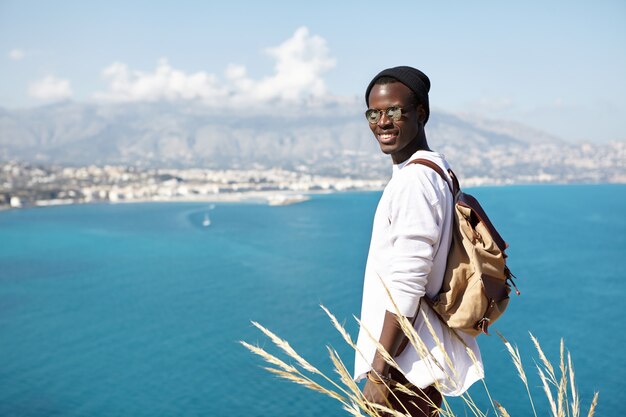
[384,167,443,317]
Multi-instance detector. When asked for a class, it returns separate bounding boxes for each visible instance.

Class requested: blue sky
[1,0,625,143]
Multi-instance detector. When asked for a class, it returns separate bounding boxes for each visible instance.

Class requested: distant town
[0,161,387,209]
[2,137,625,211]
[3,98,626,211]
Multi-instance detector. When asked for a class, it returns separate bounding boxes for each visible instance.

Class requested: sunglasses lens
[387,107,402,121]
[365,109,380,124]
[366,107,404,124]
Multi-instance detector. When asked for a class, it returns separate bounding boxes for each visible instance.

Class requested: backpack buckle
[477,317,491,335]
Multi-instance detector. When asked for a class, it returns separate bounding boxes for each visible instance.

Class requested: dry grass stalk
[321,304,355,348]
[354,315,400,372]
[530,332,557,384]
[263,366,344,402]
[458,393,488,417]
[437,399,456,417]
[557,340,568,417]
[327,346,361,399]
[342,400,368,417]
[497,333,527,386]
[537,366,558,417]
[378,273,458,384]
[419,308,458,379]
[242,340,337,400]
[246,322,358,403]
[322,305,415,417]
[586,392,598,417]
[245,318,409,417]
[240,340,299,374]
[497,332,538,417]
[324,304,425,417]
[367,401,408,417]
[377,275,464,401]
[251,321,319,375]
[568,352,579,417]
[463,346,480,369]
[528,335,599,417]
[392,383,418,398]
[494,400,512,417]
[243,304,599,417]
[461,344,498,416]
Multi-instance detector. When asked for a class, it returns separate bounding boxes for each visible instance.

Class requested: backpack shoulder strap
[407,158,459,195]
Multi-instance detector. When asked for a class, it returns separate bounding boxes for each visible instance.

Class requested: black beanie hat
[365,66,431,124]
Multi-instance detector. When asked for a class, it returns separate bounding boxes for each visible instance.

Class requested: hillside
[0,101,623,184]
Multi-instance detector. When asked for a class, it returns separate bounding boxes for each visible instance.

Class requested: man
[354,66,484,416]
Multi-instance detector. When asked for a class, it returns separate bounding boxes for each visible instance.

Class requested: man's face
[367,82,422,164]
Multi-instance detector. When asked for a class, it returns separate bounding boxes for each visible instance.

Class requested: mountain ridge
[0,101,623,183]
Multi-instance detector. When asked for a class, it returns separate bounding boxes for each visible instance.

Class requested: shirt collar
[392,150,437,175]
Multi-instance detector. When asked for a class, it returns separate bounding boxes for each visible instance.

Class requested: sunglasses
[364,106,411,124]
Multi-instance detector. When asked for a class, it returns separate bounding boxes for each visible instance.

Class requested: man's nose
[377,112,393,127]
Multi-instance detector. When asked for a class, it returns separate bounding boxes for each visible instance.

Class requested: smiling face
[367,81,426,164]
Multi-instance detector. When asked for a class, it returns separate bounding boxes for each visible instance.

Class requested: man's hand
[363,310,413,412]
[363,376,391,407]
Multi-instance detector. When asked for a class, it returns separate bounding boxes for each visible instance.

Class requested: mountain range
[1,101,623,183]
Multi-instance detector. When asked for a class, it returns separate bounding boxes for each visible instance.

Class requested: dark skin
[367,82,430,164]
[363,81,430,405]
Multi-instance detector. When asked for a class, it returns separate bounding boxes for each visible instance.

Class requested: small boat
[267,194,310,206]
[202,213,211,227]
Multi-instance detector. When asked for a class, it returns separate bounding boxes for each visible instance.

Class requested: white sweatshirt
[354,150,484,396]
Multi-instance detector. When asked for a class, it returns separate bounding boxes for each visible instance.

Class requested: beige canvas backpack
[409,159,520,336]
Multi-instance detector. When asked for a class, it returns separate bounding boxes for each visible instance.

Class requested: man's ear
[416,105,426,124]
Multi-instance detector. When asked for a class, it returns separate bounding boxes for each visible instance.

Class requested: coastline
[5,158,625,211]
[4,182,625,211]
[4,188,385,211]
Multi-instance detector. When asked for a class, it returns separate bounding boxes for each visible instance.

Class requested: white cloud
[28,76,73,101]
[9,48,25,61]
[94,26,337,108]
[233,26,336,103]
[94,59,227,104]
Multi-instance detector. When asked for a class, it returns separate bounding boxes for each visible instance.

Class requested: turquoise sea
[0,184,624,416]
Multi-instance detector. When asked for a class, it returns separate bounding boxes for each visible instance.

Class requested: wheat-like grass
[321,304,355,348]
[557,340,568,417]
[497,332,538,417]
[246,322,358,403]
[327,346,361,401]
[494,400,512,417]
[321,305,415,417]
[537,366,558,417]
[376,273,467,402]
[245,318,413,417]
[527,336,597,417]
[530,332,557,384]
[586,392,598,417]
[263,366,343,400]
[368,401,409,417]
[324,303,428,417]
[250,321,319,375]
[462,392,490,417]
[354,315,401,373]
[419,307,458,379]
[242,304,600,417]
[378,273,458,384]
[497,332,527,385]
[343,400,367,417]
[568,352,579,417]
[239,340,299,374]
[242,341,338,400]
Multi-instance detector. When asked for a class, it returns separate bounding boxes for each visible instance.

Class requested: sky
[1,0,625,143]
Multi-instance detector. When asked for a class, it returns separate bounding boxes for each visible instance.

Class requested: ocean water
[0,184,624,417]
